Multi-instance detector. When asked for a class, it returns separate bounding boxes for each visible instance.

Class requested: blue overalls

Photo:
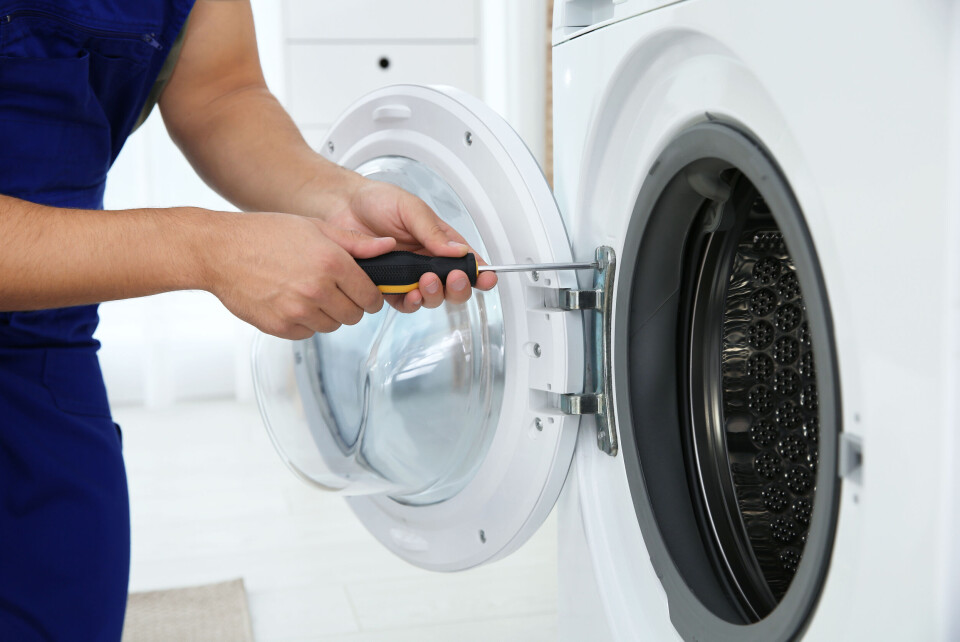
[0,1,193,638]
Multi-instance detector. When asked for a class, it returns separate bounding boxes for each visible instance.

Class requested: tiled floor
[116,400,558,641]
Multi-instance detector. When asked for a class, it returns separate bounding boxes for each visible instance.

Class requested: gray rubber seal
[612,120,841,640]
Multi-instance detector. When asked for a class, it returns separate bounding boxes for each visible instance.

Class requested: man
[0,0,497,638]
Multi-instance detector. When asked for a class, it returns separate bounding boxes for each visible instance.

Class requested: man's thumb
[325,225,397,258]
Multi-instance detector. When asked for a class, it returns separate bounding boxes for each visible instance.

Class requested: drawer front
[283,0,478,41]
[287,43,479,126]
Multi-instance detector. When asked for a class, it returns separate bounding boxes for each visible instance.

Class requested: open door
[253,85,585,571]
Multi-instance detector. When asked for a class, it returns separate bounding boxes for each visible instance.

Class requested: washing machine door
[252,85,585,571]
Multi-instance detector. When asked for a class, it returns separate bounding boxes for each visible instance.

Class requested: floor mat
[122,578,255,642]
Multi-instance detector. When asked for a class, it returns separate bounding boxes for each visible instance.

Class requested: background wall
[98,0,548,408]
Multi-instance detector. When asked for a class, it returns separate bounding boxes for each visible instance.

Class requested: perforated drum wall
[718,224,820,598]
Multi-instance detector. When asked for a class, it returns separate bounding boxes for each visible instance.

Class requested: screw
[531,270,540,281]
[479,529,486,543]
[532,343,541,357]
[598,431,606,440]
[535,418,543,431]
[464,131,473,146]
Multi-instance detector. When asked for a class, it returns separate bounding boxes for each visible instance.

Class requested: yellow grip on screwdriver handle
[357,251,479,294]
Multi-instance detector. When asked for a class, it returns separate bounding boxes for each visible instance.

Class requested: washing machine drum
[617,122,841,639]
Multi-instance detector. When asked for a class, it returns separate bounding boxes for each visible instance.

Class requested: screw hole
[479,529,486,543]
[327,141,335,153]
[532,343,542,358]
[378,56,390,69]
[464,131,473,146]
[535,418,543,431]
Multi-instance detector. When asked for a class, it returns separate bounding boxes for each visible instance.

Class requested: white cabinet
[281,0,482,149]
[288,43,479,126]
[283,0,478,40]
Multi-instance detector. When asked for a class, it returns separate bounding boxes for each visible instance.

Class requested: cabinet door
[254,85,583,571]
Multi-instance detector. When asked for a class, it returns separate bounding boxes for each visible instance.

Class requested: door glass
[254,157,506,506]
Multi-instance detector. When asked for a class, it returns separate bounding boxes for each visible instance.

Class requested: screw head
[531,270,540,282]
[464,131,473,146]
[532,343,542,358]
[327,141,335,153]
[535,418,543,431]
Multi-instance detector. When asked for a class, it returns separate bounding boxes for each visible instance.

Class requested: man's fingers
[321,221,396,259]
[383,290,422,313]
[476,271,498,291]
[419,273,444,309]
[405,290,423,310]
[303,310,342,334]
[444,270,472,305]
[335,260,385,314]
[389,267,495,313]
[397,194,471,257]
[309,288,364,328]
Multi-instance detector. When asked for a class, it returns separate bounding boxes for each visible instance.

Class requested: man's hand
[159,0,497,327]
[205,212,396,339]
[325,178,498,313]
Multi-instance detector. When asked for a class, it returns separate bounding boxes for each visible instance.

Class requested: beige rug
[122,578,255,642]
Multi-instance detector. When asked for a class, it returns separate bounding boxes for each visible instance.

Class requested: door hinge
[559,392,602,416]
[544,287,602,311]
[547,246,618,456]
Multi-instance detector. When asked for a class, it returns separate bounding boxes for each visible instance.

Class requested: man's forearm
[158,0,358,220]
[0,194,216,311]
[162,83,359,218]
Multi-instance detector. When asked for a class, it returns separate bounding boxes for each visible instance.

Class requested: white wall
[98,0,548,408]
[481,0,548,167]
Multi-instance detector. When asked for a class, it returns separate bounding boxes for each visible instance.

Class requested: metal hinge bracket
[548,246,618,456]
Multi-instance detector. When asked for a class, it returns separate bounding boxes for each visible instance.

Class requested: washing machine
[253,0,960,639]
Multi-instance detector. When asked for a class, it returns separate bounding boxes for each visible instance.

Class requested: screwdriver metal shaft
[479,261,597,273]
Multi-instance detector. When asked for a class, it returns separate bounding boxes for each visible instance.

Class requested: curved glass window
[254,157,505,506]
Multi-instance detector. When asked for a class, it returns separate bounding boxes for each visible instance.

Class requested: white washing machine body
[552,0,960,639]
[253,0,960,639]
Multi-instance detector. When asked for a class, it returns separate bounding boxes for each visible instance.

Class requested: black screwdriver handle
[357,251,478,294]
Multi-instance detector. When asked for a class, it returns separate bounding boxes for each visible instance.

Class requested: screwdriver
[357,251,597,294]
